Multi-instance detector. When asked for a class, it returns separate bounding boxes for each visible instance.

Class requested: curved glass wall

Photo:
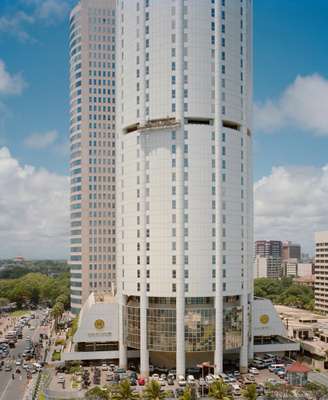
[223,306,243,350]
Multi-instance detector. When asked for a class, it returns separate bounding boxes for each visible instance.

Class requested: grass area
[38,393,46,400]
[10,309,31,317]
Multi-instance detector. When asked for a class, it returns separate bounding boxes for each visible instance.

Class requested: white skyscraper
[69,0,116,313]
[116,0,253,376]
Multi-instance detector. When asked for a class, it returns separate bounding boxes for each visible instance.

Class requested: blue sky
[0,0,328,257]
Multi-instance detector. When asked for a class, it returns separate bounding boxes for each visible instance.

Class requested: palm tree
[242,384,257,400]
[208,379,232,400]
[143,380,168,400]
[305,382,328,400]
[86,386,109,400]
[51,302,64,331]
[179,387,194,400]
[112,379,139,400]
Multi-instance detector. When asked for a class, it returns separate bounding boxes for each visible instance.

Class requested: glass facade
[223,306,243,350]
[185,308,215,352]
[147,308,176,351]
[126,305,140,349]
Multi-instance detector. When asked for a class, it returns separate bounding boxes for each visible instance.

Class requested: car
[277,370,286,378]
[15,360,22,366]
[205,374,214,384]
[167,376,174,385]
[152,373,160,380]
[101,364,108,371]
[5,364,12,371]
[187,375,195,383]
[130,378,137,386]
[233,371,241,377]
[178,375,186,387]
[245,374,255,382]
[249,367,259,375]
[138,377,145,386]
[57,375,65,383]
[159,377,166,386]
[175,388,184,397]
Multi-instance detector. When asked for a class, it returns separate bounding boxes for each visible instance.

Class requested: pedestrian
[12,373,15,380]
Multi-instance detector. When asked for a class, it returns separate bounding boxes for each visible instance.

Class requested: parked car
[249,367,259,375]
[178,375,186,387]
[138,377,145,386]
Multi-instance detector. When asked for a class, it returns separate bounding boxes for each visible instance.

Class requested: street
[0,311,44,400]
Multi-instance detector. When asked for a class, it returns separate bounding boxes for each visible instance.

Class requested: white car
[249,367,259,375]
[152,373,160,380]
[205,374,214,384]
[15,360,22,366]
[101,364,108,371]
[57,375,65,383]
[159,377,166,386]
[187,375,195,383]
[178,375,187,387]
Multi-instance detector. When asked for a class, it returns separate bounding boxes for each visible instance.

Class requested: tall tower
[117,0,253,376]
[69,0,116,313]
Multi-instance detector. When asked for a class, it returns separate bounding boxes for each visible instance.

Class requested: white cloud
[0,147,69,259]
[24,130,58,149]
[0,11,35,42]
[0,60,26,95]
[0,0,73,41]
[254,165,328,254]
[255,74,328,136]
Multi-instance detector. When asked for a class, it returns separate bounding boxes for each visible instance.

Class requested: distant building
[297,262,313,277]
[282,258,298,278]
[255,241,282,278]
[14,256,25,263]
[254,255,282,279]
[294,275,315,290]
[315,231,328,313]
[282,241,301,262]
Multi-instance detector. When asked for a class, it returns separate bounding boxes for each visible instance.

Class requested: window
[172,283,176,292]
[172,255,176,265]
[172,270,176,279]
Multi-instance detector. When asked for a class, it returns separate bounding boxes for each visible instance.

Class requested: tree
[86,386,109,400]
[51,302,64,331]
[111,380,139,400]
[208,379,232,400]
[143,380,168,400]
[179,387,194,400]
[242,384,257,400]
[304,382,328,400]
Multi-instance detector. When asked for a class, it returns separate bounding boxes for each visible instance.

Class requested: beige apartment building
[69,0,116,313]
[315,231,328,313]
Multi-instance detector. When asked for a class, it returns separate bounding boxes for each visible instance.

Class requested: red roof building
[286,361,311,385]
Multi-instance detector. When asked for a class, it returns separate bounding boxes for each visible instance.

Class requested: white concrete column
[240,294,249,373]
[119,294,127,369]
[175,0,185,378]
[139,1,149,378]
[214,0,223,375]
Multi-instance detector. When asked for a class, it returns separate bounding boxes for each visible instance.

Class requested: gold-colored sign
[259,314,269,325]
[94,319,105,329]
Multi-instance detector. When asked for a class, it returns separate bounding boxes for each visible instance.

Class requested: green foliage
[51,350,61,361]
[254,277,314,310]
[86,386,109,400]
[242,384,257,400]
[208,379,232,400]
[143,380,168,400]
[304,382,328,400]
[55,338,65,346]
[0,269,70,309]
[67,316,79,338]
[111,379,139,400]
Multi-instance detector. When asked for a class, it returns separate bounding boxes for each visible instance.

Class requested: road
[0,311,44,400]
[309,371,328,387]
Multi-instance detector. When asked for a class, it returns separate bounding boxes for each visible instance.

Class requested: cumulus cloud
[254,165,328,254]
[0,60,26,95]
[0,0,73,42]
[0,147,69,259]
[24,130,58,149]
[255,74,328,136]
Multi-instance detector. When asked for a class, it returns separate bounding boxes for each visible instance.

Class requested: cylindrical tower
[116,0,253,375]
